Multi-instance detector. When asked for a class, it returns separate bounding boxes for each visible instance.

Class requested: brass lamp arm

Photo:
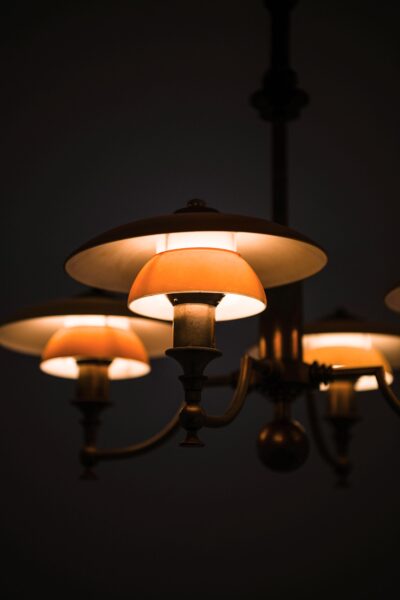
[81,404,183,465]
[305,390,340,470]
[203,355,255,428]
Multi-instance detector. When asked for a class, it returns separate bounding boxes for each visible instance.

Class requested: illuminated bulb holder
[128,243,267,321]
[41,325,150,380]
[303,344,393,392]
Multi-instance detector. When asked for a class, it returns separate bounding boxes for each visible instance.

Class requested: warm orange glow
[303,345,392,391]
[128,247,267,321]
[40,325,150,380]
[0,313,171,358]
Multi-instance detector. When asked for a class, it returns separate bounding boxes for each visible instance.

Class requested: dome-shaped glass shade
[41,325,150,380]
[128,248,267,321]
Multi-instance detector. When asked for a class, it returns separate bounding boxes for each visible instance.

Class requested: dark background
[1,1,400,598]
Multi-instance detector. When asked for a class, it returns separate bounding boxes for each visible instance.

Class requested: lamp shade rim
[130,293,266,321]
[65,209,328,292]
[40,357,151,380]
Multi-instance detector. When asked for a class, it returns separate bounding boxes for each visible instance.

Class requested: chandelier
[1,0,399,486]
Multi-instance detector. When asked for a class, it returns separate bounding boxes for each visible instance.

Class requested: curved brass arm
[305,390,342,469]
[82,403,183,463]
[204,355,255,428]
[327,365,400,418]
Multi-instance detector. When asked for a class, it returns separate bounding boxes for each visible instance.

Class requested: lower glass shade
[128,247,267,321]
[40,325,150,380]
[303,345,393,391]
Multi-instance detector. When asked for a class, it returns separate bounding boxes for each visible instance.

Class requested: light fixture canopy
[41,325,150,380]
[128,247,267,321]
[65,203,328,294]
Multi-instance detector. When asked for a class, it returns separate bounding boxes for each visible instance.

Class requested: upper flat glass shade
[41,325,150,380]
[0,293,172,358]
[303,345,393,391]
[385,285,400,313]
[65,209,327,293]
[304,313,400,370]
[128,248,267,321]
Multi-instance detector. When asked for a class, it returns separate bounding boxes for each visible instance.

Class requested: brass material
[257,418,309,472]
[327,381,357,419]
[258,282,303,363]
[76,360,110,403]
[81,403,183,462]
[173,303,216,349]
[169,292,223,351]
[72,360,112,480]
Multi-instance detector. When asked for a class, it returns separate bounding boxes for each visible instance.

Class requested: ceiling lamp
[302,309,400,484]
[63,1,400,471]
[4,1,400,482]
[0,291,186,478]
[385,284,400,313]
[65,200,327,446]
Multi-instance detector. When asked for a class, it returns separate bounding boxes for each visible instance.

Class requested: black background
[1,1,400,598]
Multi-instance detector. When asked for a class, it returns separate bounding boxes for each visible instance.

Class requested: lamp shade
[303,309,400,369]
[65,203,327,293]
[303,345,393,392]
[385,284,400,313]
[128,248,267,321]
[0,292,172,358]
[41,325,150,380]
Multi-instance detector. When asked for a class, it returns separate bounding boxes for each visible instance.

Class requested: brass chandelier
[1,0,400,485]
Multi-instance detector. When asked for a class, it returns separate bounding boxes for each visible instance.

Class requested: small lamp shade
[41,326,150,380]
[303,345,393,391]
[128,248,267,321]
